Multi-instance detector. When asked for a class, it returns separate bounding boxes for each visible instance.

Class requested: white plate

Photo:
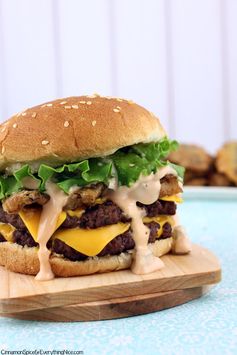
[183,186,237,200]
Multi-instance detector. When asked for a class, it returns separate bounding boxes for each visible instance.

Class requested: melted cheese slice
[67,208,85,218]
[0,222,16,242]
[53,223,130,257]
[53,216,174,256]
[19,210,67,242]
[95,197,106,204]
[16,208,174,257]
[160,195,183,203]
[58,198,107,218]
[143,216,175,237]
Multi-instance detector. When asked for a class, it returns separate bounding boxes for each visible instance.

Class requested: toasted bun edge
[0,238,172,277]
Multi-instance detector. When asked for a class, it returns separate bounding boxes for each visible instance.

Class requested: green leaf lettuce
[0,138,184,198]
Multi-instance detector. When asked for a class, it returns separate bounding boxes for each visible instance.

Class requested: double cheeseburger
[0,95,190,280]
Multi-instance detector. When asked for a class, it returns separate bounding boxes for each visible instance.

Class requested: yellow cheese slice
[95,197,106,204]
[17,206,174,257]
[63,198,106,218]
[53,216,174,256]
[53,223,130,257]
[143,215,175,237]
[160,195,183,203]
[19,209,67,242]
[0,222,16,242]
[67,199,105,219]
[67,208,85,218]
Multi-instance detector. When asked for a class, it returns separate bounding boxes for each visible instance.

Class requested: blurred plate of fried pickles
[168,141,237,200]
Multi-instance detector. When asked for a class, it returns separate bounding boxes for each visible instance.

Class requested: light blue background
[0,199,236,354]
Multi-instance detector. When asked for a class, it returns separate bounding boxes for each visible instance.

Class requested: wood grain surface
[2,286,212,322]
[0,244,221,315]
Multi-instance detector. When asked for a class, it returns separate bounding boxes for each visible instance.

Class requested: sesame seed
[46,103,53,107]
[64,105,71,109]
[1,127,6,133]
[86,101,92,105]
[64,121,70,127]
[41,104,46,108]
[92,120,96,126]
[116,106,121,109]
[21,112,27,116]
[1,146,5,153]
[79,101,86,104]
[127,100,134,104]
[31,112,37,118]
[41,140,49,145]
[13,123,18,128]
[116,98,123,102]
[72,105,79,109]
[60,101,67,105]
[87,95,96,98]
[113,108,120,113]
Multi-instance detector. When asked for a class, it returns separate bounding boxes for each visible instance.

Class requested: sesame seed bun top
[0,95,166,172]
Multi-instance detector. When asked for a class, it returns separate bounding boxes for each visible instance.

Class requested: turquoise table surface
[0,198,237,354]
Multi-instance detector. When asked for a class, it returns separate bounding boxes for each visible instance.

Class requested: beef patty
[0,199,175,261]
[62,200,176,229]
[52,222,172,261]
[0,199,176,231]
[0,206,26,230]
[4,221,172,261]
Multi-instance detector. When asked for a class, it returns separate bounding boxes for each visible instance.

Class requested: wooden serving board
[4,286,211,322]
[0,244,221,320]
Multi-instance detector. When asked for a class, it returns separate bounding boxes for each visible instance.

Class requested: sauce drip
[21,176,39,190]
[35,182,68,281]
[172,213,192,254]
[172,225,192,254]
[32,166,190,280]
[111,166,177,274]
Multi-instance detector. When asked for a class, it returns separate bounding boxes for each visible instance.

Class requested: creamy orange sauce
[35,182,68,281]
[172,224,192,254]
[32,165,190,280]
[21,176,39,190]
[110,165,178,274]
[172,212,192,253]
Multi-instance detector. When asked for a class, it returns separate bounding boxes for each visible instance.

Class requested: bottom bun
[0,238,173,277]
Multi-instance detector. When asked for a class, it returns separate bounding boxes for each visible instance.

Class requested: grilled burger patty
[0,207,26,229]
[0,192,176,261]
[52,222,172,261]
[0,199,176,231]
[62,200,176,229]
[9,221,172,261]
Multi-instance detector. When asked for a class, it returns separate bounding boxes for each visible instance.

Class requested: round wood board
[3,285,212,322]
[0,244,221,321]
